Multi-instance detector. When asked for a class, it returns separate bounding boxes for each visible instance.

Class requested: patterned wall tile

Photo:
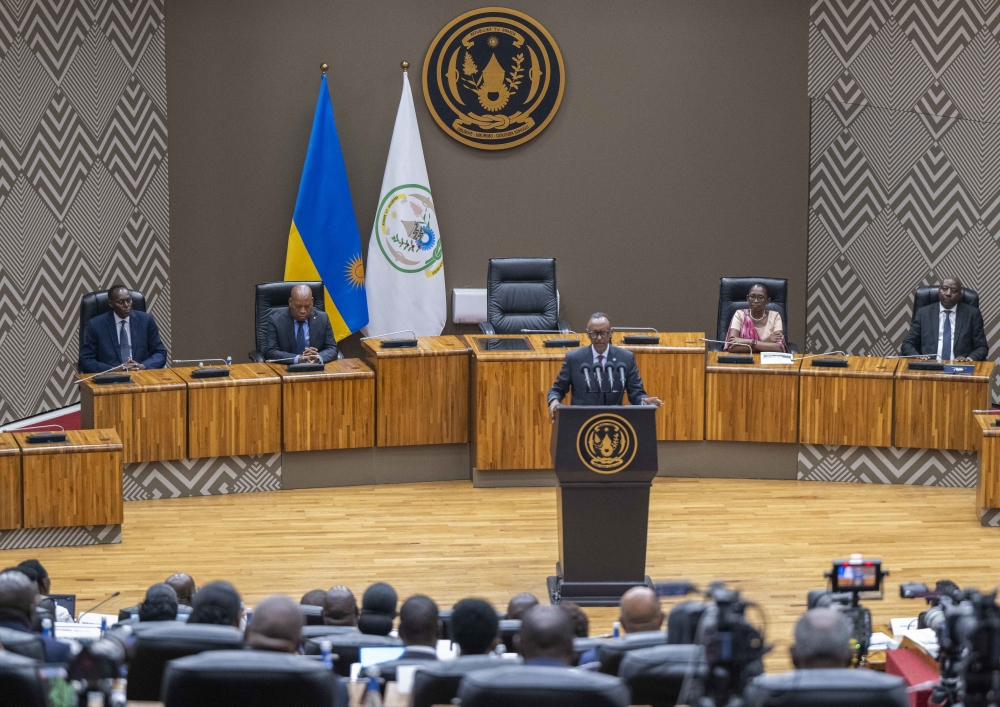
[0,523,120,550]
[799,444,978,486]
[123,454,282,500]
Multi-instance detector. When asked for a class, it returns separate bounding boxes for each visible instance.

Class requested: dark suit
[375,647,440,680]
[263,308,338,363]
[0,618,71,663]
[547,345,649,406]
[78,310,167,372]
[901,302,988,360]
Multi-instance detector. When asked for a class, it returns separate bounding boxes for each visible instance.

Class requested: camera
[806,557,887,666]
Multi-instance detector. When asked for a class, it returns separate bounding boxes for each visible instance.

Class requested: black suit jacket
[547,345,648,406]
[375,648,440,680]
[901,302,988,360]
[78,310,167,372]
[263,308,338,363]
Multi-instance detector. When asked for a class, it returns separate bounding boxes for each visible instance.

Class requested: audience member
[505,592,539,620]
[245,595,303,653]
[16,559,72,623]
[323,585,359,627]
[790,608,853,669]
[188,581,242,627]
[561,601,589,638]
[0,570,70,663]
[300,589,326,607]
[138,583,178,622]
[166,572,196,607]
[619,586,663,633]
[451,598,500,656]
[516,605,575,667]
[374,595,440,678]
[358,582,397,635]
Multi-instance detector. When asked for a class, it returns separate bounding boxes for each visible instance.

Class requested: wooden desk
[975,415,1000,515]
[894,360,994,451]
[268,359,375,452]
[13,429,122,528]
[173,363,281,458]
[0,433,20,529]
[613,331,705,440]
[361,336,470,447]
[799,357,899,447]
[467,333,584,471]
[705,352,802,443]
[78,369,186,463]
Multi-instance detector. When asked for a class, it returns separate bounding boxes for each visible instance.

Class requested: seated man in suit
[451,598,501,656]
[166,572,196,608]
[323,585,359,627]
[245,594,303,653]
[547,312,661,419]
[516,605,575,667]
[901,277,988,361]
[263,284,338,364]
[0,569,70,663]
[790,608,852,669]
[375,595,441,676]
[78,284,167,372]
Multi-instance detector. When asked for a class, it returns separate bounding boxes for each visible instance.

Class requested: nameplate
[622,335,659,344]
[26,432,67,444]
[944,364,975,375]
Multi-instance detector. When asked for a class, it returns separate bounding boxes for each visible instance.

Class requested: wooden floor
[2,477,997,672]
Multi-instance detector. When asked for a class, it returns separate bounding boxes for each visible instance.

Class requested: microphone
[594,365,604,392]
[360,330,418,348]
[793,350,847,361]
[172,357,232,379]
[17,424,67,444]
[698,337,753,354]
[581,364,593,392]
[78,363,132,385]
[619,365,627,392]
[77,591,121,622]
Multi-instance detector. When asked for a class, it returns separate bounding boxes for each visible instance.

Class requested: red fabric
[886,648,939,707]
[6,409,81,432]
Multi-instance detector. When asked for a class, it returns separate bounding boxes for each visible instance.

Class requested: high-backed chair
[297,604,325,626]
[912,285,980,315]
[743,668,909,707]
[249,281,325,362]
[79,288,147,346]
[714,277,798,353]
[0,651,46,707]
[667,600,707,644]
[596,630,668,675]
[162,650,336,707]
[574,636,607,665]
[618,644,706,707]
[412,656,518,707]
[301,624,360,640]
[481,258,569,334]
[457,665,630,707]
[126,623,244,701]
[304,632,402,677]
[0,626,46,661]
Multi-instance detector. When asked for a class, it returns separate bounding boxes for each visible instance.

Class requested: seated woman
[725,283,786,353]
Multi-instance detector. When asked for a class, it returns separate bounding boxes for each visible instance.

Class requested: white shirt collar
[940,302,956,314]
[593,345,611,366]
[403,645,437,656]
[114,313,129,325]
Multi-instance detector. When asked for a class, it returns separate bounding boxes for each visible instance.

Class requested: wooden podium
[0,433,20,529]
[705,352,802,443]
[12,429,122,528]
[361,336,470,447]
[547,405,657,606]
[799,357,899,446]
[78,368,187,463]
[269,359,375,452]
[894,360,994,451]
[976,414,1000,520]
[173,363,281,458]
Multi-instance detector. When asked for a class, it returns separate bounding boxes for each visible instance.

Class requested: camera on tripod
[806,556,887,666]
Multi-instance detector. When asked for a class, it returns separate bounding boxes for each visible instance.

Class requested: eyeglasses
[586,329,612,339]
[747,294,767,303]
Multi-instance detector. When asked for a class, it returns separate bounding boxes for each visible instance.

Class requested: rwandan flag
[284,74,368,340]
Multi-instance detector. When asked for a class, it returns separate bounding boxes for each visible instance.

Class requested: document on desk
[890,617,919,637]
[759,352,795,365]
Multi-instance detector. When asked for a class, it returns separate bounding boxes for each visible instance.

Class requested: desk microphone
[17,424,66,444]
[581,364,593,392]
[792,351,846,360]
[594,365,604,392]
[698,337,753,353]
[78,363,132,385]
[618,364,627,392]
[172,357,232,378]
[76,591,121,622]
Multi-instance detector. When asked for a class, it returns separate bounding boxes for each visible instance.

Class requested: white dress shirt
[937,303,956,361]
[592,345,611,368]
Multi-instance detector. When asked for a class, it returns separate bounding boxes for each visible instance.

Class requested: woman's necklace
[749,309,767,323]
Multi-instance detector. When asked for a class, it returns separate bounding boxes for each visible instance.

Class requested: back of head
[140,583,179,622]
[359,582,397,635]
[452,598,500,655]
[166,573,196,606]
[322,586,358,626]
[399,594,439,647]
[299,589,326,607]
[188,581,242,627]
[506,592,539,620]
[619,587,663,634]
[0,570,36,624]
[517,605,575,664]
[560,602,589,638]
[16,560,48,592]
[791,608,853,669]
[245,595,303,653]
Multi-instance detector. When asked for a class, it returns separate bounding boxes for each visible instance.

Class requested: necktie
[119,320,131,363]
[295,321,307,355]
[942,310,952,361]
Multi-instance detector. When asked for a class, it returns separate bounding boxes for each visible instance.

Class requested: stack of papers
[890,617,920,637]
[868,632,897,651]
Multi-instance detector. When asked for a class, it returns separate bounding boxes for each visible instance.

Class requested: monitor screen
[834,563,877,590]
[358,646,406,667]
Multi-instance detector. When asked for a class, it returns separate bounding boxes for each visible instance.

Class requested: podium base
[547,565,654,606]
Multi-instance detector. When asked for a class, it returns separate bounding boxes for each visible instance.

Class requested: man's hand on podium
[548,399,560,421]
[641,396,662,407]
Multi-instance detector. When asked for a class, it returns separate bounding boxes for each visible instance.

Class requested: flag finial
[400,61,409,72]
[320,63,329,74]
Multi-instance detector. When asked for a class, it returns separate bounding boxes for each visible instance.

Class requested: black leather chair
[667,600,708,644]
[0,651,46,707]
[302,624,360,640]
[249,281,325,362]
[0,626,46,661]
[412,655,517,707]
[596,630,668,675]
[573,636,607,665]
[298,604,325,626]
[743,668,909,707]
[304,632,402,676]
[79,288,147,347]
[498,618,521,649]
[162,650,337,707]
[126,623,244,701]
[457,665,631,707]
[481,258,569,334]
[912,285,980,315]
[618,644,706,707]
[714,277,798,353]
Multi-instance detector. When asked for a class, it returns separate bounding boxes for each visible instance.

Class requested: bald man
[323,586,359,627]
[263,284,338,364]
[791,609,853,669]
[245,595,304,653]
[166,572,196,608]
[901,276,988,361]
[580,586,664,665]
[516,605,576,667]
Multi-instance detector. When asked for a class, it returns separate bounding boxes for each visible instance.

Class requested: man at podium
[547,313,662,419]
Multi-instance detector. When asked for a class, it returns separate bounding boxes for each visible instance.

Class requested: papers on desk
[869,632,896,651]
[55,622,101,640]
[76,613,118,626]
[901,628,939,657]
[759,352,795,365]
[891,617,920,638]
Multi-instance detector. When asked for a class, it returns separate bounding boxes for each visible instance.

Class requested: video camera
[806,556,887,666]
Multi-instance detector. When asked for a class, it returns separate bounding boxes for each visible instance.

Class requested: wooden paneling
[894,361,994,452]
[14,429,122,528]
[705,352,801,443]
[614,332,705,440]
[0,434,20,529]
[977,415,1000,511]
[269,359,375,452]
[798,357,898,447]
[173,363,281,458]
[78,369,187,463]
[361,336,470,447]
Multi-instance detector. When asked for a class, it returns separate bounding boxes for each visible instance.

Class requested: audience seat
[667,600,707,644]
[297,604,325,626]
[0,626,46,661]
[498,618,521,649]
[162,649,337,707]
[304,632,402,676]
[302,624,360,640]
[126,623,244,701]
[743,668,909,707]
[411,656,516,707]
[0,650,46,707]
[457,665,630,707]
[618,644,706,707]
[574,636,607,665]
[596,630,668,675]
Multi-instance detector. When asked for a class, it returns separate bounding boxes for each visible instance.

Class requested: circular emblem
[576,414,638,474]
[373,184,444,275]
[422,7,565,150]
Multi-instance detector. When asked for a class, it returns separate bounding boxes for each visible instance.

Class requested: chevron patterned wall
[0,0,168,424]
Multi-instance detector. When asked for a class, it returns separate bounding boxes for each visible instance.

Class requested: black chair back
[0,626,46,661]
[126,623,244,701]
[498,618,521,649]
[297,604,325,626]
[0,651,46,707]
[162,650,336,707]
[743,668,909,707]
[79,289,147,346]
[596,630,668,675]
[485,258,560,334]
[667,601,707,644]
[619,644,706,707]
[913,285,980,314]
[412,655,514,707]
[714,277,793,352]
[457,665,630,707]
[304,632,402,676]
[301,624,360,640]
[251,281,325,361]
[574,636,607,665]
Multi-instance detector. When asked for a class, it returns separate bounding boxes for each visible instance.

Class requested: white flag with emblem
[364,71,446,337]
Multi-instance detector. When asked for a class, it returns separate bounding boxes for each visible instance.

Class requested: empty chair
[0,626,46,661]
[162,649,337,707]
[304,632,402,677]
[714,277,798,353]
[411,655,516,707]
[126,623,244,701]
[596,630,668,675]
[249,281,325,362]
[481,258,568,334]
[457,665,630,707]
[302,624,360,640]
[0,650,46,707]
[743,669,909,707]
[667,600,707,644]
[619,644,707,707]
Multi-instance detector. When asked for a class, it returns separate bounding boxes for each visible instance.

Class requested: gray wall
[166,0,808,359]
